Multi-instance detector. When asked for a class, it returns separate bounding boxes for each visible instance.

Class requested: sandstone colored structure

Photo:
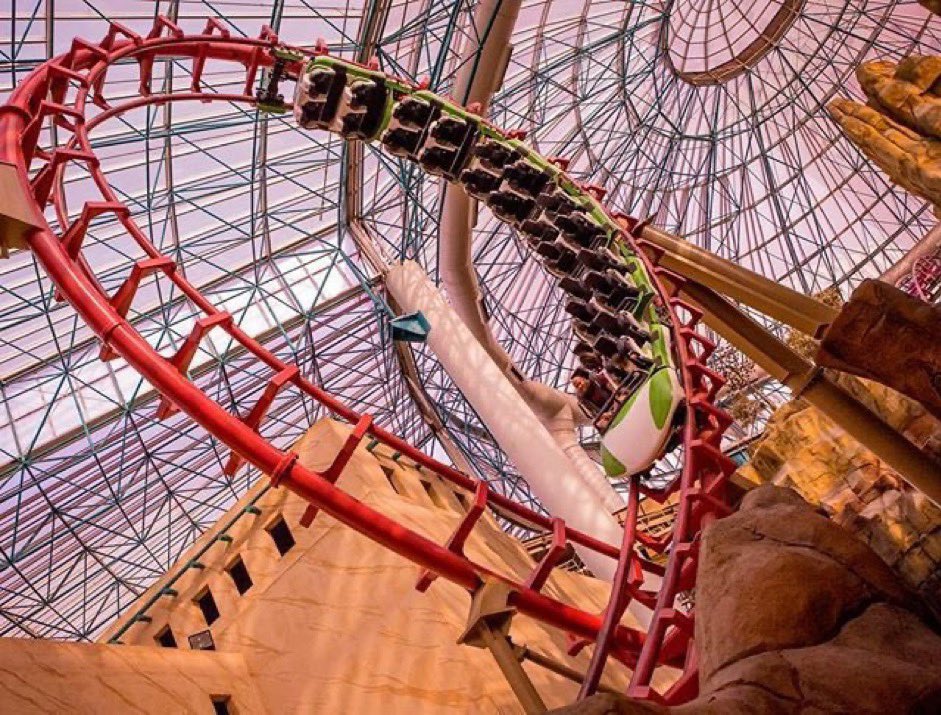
[0,418,657,713]
[736,373,941,616]
[817,278,941,420]
[829,54,941,215]
[550,486,941,714]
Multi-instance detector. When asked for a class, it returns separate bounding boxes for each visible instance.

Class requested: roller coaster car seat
[622,351,655,373]
[341,115,369,140]
[349,80,383,112]
[604,361,628,383]
[419,146,458,176]
[543,262,567,280]
[577,370,613,402]
[573,341,594,358]
[558,234,586,256]
[430,116,470,147]
[588,301,621,333]
[578,352,603,371]
[344,81,388,139]
[519,219,559,243]
[573,323,596,345]
[614,331,647,355]
[535,241,562,260]
[554,248,580,274]
[461,168,502,198]
[593,333,618,357]
[382,127,422,157]
[306,68,336,98]
[537,190,580,216]
[614,308,649,338]
[557,213,605,248]
[393,96,433,129]
[299,101,327,127]
[608,270,642,296]
[558,275,592,299]
[503,162,551,197]
[474,140,520,170]
[565,298,597,323]
[573,338,601,359]
[584,269,610,291]
[577,248,620,272]
[487,192,535,224]
[619,318,651,345]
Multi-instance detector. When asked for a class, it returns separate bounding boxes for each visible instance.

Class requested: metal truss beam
[640,225,838,337]
[676,279,941,505]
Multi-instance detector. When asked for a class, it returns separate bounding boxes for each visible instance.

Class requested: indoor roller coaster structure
[0,19,736,704]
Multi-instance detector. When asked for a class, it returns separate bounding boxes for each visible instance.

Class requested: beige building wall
[0,638,266,714]
[0,417,653,714]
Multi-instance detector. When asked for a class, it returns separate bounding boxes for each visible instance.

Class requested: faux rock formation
[550,486,941,714]
[736,372,941,616]
[817,278,941,420]
[829,55,941,215]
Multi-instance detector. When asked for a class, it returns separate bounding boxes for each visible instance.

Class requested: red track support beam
[416,479,489,592]
[61,201,129,260]
[155,312,233,419]
[223,365,300,476]
[299,413,373,527]
[100,256,176,360]
[578,474,642,700]
[0,30,737,700]
[523,517,567,592]
[30,148,99,206]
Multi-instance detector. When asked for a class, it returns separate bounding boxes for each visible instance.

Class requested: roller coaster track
[0,19,735,704]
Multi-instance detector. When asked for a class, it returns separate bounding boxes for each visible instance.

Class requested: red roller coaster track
[0,18,735,704]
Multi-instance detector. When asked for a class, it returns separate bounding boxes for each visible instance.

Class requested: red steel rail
[0,18,734,702]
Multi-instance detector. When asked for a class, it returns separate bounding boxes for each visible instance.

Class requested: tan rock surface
[0,639,269,714]
[920,1,941,16]
[817,278,941,420]
[550,486,941,715]
[735,373,941,615]
[94,418,660,713]
[829,55,941,214]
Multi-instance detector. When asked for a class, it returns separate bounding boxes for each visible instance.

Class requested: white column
[386,261,626,579]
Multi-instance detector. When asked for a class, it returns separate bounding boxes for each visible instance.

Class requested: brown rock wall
[735,375,941,615]
[829,55,941,215]
[550,486,941,715]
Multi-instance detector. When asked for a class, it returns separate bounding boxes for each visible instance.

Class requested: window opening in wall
[420,479,445,509]
[266,516,295,556]
[188,629,216,651]
[211,695,232,715]
[226,556,253,595]
[381,465,400,494]
[154,625,177,648]
[195,588,220,626]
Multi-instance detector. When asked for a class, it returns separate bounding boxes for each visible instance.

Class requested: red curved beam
[0,17,734,702]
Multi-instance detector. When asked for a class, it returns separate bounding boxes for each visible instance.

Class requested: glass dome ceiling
[0,0,938,639]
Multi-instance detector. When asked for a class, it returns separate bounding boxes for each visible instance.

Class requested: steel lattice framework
[0,0,937,666]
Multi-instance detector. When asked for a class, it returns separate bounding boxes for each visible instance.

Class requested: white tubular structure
[438,0,623,514]
[386,261,625,580]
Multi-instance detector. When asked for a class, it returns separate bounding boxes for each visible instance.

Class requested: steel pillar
[459,579,547,715]
[639,225,838,337]
[386,260,627,580]
[678,280,941,506]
